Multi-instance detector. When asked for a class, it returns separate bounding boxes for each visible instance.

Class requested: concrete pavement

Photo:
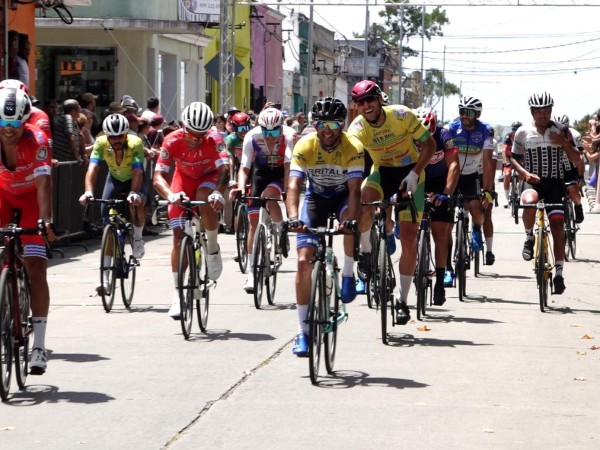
[1,198,600,449]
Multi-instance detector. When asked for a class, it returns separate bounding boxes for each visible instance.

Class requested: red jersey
[28,107,52,140]
[156,128,229,179]
[0,123,52,195]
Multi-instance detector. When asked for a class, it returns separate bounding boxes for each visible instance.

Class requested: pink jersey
[0,123,52,195]
[156,128,229,179]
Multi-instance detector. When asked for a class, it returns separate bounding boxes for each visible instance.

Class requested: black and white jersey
[512,121,570,180]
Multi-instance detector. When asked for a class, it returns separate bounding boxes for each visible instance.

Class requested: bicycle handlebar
[362,191,417,223]
[519,202,565,209]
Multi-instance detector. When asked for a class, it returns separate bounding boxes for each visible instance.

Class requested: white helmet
[182,102,214,133]
[458,96,482,112]
[0,87,31,122]
[257,107,283,130]
[528,92,554,108]
[553,115,569,125]
[381,92,390,105]
[0,79,28,93]
[102,113,129,136]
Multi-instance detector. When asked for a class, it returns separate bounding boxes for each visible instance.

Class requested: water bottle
[195,245,201,265]
[184,220,193,236]
[325,249,333,297]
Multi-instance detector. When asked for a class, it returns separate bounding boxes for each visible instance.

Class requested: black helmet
[311,97,347,121]
[511,121,523,130]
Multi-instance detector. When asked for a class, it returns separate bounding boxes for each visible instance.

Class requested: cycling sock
[504,189,509,200]
[133,225,143,240]
[555,261,564,276]
[103,256,112,284]
[297,304,309,334]
[525,228,534,240]
[205,229,218,254]
[172,272,178,288]
[247,252,254,271]
[343,255,354,277]
[435,267,445,284]
[446,242,453,269]
[360,231,372,253]
[399,274,413,303]
[32,317,47,350]
[486,237,493,253]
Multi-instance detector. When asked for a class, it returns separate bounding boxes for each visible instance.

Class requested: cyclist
[510,92,581,295]
[79,114,147,273]
[0,86,55,374]
[153,102,230,318]
[286,97,363,356]
[413,107,459,306]
[554,114,585,224]
[348,80,436,325]
[228,107,295,293]
[479,124,499,265]
[502,121,522,208]
[445,96,494,287]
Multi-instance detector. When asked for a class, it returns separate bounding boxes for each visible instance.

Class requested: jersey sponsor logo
[373,132,396,144]
[34,131,46,144]
[350,121,364,131]
[34,166,52,177]
[160,149,169,160]
[392,107,409,119]
[36,146,49,161]
[470,131,484,144]
[429,151,445,165]
[401,155,413,165]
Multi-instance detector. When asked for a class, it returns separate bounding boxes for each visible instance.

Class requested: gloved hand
[208,190,225,206]
[167,192,188,204]
[127,191,140,204]
[79,190,94,205]
[228,180,238,188]
[400,170,419,193]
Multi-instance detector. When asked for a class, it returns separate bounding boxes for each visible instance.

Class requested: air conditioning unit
[63,0,92,5]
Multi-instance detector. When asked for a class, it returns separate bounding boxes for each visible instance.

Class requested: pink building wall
[251,5,283,107]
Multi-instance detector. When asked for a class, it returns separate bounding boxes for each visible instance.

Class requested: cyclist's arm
[285,175,303,221]
[482,149,494,192]
[152,165,173,199]
[83,162,100,193]
[283,162,290,198]
[412,134,436,176]
[444,148,460,195]
[215,163,230,194]
[346,177,362,221]
[130,167,144,194]
[34,173,53,223]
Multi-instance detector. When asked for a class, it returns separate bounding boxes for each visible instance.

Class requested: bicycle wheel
[235,204,249,273]
[474,246,481,277]
[366,228,378,309]
[378,240,391,345]
[99,225,118,313]
[265,228,278,305]
[0,269,14,401]
[416,230,428,321]
[308,261,325,384]
[196,237,210,332]
[456,219,467,302]
[511,177,520,225]
[253,225,266,309]
[536,228,548,312]
[566,201,577,260]
[14,270,30,390]
[178,235,196,339]
[324,261,339,374]
[120,228,137,308]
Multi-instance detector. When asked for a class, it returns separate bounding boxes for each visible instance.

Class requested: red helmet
[414,107,437,133]
[351,80,381,101]
[230,112,251,127]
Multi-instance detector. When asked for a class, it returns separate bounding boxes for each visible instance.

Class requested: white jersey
[240,125,294,170]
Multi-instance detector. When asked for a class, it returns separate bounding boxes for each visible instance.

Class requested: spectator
[79,109,95,153]
[292,112,307,133]
[214,114,227,139]
[142,96,160,121]
[7,30,19,81]
[52,99,87,163]
[104,101,126,120]
[79,92,100,136]
[42,99,58,137]
[121,96,140,133]
[17,33,30,87]
[147,114,165,149]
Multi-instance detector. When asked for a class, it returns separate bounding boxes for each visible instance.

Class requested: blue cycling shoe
[292,333,308,357]
[341,276,357,303]
[443,269,455,287]
[355,277,366,295]
[386,233,396,255]
[471,228,483,252]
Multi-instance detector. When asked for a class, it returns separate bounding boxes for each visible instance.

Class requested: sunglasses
[459,108,477,117]
[0,119,23,128]
[355,95,378,107]
[236,125,251,133]
[185,130,206,141]
[315,121,343,130]
[261,127,281,138]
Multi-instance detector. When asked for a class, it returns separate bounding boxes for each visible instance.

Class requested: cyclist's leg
[520,183,539,260]
[545,181,567,293]
[337,197,357,303]
[358,171,382,279]
[466,173,484,251]
[483,199,495,264]
[565,167,584,223]
[244,171,271,288]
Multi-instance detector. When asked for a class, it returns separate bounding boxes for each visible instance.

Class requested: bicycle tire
[178,235,196,339]
[99,226,118,312]
[0,269,14,401]
[456,219,467,302]
[537,227,548,312]
[324,260,339,374]
[308,260,325,385]
[120,227,136,308]
[567,201,577,260]
[366,227,378,309]
[14,270,30,390]
[253,225,266,309]
[265,228,277,306]
[235,203,248,273]
[196,236,210,332]
[416,230,427,321]
[511,176,520,225]
[474,247,481,277]
[379,240,390,345]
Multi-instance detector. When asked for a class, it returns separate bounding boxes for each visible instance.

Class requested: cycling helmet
[511,121,523,130]
[257,107,283,130]
[311,97,347,121]
[230,112,251,128]
[181,102,214,133]
[102,113,129,136]
[351,80,381,101]
[458,96,483,112]
[528,92,554,108]
[486,124,495,138]
[553,115,569,125]
[0,87,31,122]
[414,107,436,133]
[0,79,28,93]
[381,92,390,105]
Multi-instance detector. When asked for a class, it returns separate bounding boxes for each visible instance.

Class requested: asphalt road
[2,195,600,449]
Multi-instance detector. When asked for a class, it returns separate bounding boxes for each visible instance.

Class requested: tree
[422,69,460,109]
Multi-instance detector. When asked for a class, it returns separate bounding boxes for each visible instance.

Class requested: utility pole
[363,0,369,80]
[397,5,403,103]
[219,0,235,114]
[306,0,314,111]
[420,5,425,106]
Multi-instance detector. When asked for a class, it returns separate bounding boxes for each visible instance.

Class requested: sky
[288,1,600,127]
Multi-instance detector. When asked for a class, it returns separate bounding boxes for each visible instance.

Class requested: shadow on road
[382,333,490,349]
[47,350,110,363]
[423,314,503,324]
[186,329,276,342]
[314,370,429,390]
[6,384,115,405]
